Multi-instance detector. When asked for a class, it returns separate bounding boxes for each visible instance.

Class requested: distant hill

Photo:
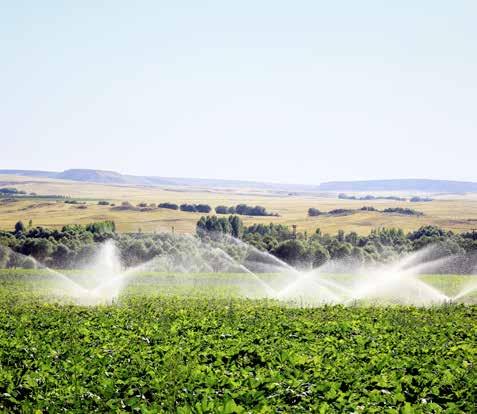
[319,179,477,193]
[56,169,130,184]
[0,170,476,193]
[0,169,321,193]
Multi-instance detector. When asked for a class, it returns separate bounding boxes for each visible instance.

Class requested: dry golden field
[1,174,477,235]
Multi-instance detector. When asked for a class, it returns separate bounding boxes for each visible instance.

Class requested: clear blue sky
[1,1,476,184]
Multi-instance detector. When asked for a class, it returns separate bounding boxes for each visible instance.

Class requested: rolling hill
[0,169,476,193]
[319,179,477,193]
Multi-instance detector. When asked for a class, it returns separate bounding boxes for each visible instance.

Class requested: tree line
[308,206,423,217]
[0,217,476,272]
[196,216,477,271]
[215,204,277,217]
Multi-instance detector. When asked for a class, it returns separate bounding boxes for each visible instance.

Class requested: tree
[309,242,330,268]
[337,230,345,242]
[333,243,353,260]
[180,204,197,212]
[52,244,72,268]
[159,202,179,210]
[228,215,244,239]
[196,216,232,238]
[234,204,273,216]
[14,221,25,234]
[350,246,365,264]
[21,238,54,262]
[345,232,358,245]
[273,240,307,266]
[195,204,212,213]
[215,205,229,214]
[308,208,321,217]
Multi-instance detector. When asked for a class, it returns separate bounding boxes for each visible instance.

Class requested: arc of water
[212,247,277,297]
[346,254,452,305]
[275,270,342,304]
[5,248,90,297]
[452,275,477,300]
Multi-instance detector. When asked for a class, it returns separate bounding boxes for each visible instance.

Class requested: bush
[159,202,179,210]
[328,209,354,215]
[195,204,212,213]
[180,204,197,213]
[0,187,26,195]
[180,204,212,213]
[97,201,110,206]
[308,208,322,217]
[215,205,229,214]
[410,196,433,202]
[383,207,423,216]
[273,239,307,266]
[229,204,276,216]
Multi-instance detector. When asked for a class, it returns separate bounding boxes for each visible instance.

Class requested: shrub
[159,202,179,210]
[308,208,322,217]
[328,209,354,215]
[195,204,212,213]
[383,207,423,216]
[180,204,197,212]
[215,205,229,214]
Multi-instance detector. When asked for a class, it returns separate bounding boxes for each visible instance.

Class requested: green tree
[228,215,243,239]
[52,244,72,268]
[273,239,307,266]
[309,242,330,268]
[14,221,25,233]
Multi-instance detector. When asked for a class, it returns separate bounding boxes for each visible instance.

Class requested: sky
[1,1,476,184]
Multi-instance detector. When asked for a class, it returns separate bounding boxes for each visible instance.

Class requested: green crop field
[0,270,476,413]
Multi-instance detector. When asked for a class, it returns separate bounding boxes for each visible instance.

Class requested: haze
[1,1,476,184]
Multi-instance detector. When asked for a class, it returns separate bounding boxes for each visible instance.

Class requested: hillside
[319,179,477,193]
[0,169,321,192]
[0,174,477,235]
[1,169,476,193]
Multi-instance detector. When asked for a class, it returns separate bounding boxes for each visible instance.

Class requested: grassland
[0,269,476,412]
[1,174,477,235]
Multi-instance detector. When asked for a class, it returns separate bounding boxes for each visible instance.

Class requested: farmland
[1,175,477,235]
[1,175,477,412]
[0,270,476,412]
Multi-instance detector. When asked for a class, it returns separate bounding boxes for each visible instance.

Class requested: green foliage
[308,241,330,267]
[14,220,25,234]
[196,215,244,239]
[273,239,307,266]
[180,204,212,213]
[235,204,277,216]
[0,187,26,195]
[308,207,322,216]
[383,207,424,216]
[87,221,116,233]
[158,202,179,210]
[0,287,474,412]
[1,219,477,273]
[216,204,277,217]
